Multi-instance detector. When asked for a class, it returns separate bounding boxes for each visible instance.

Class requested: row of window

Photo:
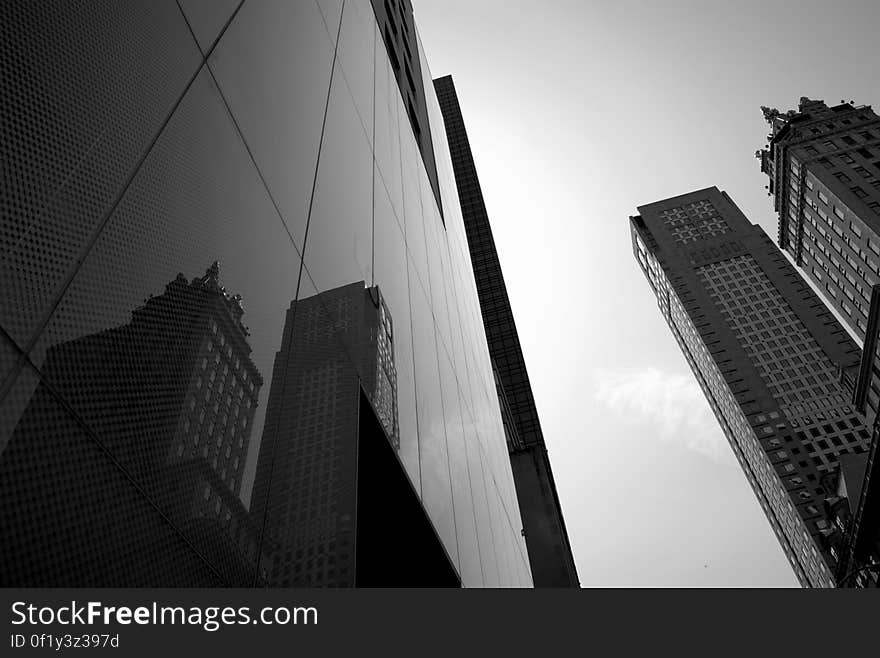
[686,259,830,585]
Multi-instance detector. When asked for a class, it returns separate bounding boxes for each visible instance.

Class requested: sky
[413,0,880,587]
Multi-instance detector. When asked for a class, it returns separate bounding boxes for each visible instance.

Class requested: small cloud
[594,367,732,463]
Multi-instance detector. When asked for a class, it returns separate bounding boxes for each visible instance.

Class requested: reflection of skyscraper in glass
[631,187,873,587]
[253,281,460,588]
[252,282,396,587]
[0,264,264,586]
[0,0,531,588]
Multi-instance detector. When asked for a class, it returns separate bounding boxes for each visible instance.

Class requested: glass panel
[465,415,501,587]
[336,0,375,148]
[493,419,521,530]
[401,128,429,293]
[422,188,453,355]
[178,0,241,52]
[253,271,361,587]
[24,68,301,586]
[300,65,373,299]
[373,32,403,229]
[208,0,334,252]
[472,379,515,542]
[0,0,201,347]
[0,361,226,586]
[374,179,419,491]
[488,481,515,587]
[493,451,529,587]
[438,347,483,587]
[488,417,518,528]
[315,0,344,42]
[409,258,457,571]
[441,244,471,405]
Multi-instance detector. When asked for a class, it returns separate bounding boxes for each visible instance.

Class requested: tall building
[757,97,880,586]
[433,76,580,587]
[0,0,532,587]
[756,98,880,350]
[631,187,872,587]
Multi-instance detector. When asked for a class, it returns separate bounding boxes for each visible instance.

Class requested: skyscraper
[757,97,880,586]
[433,75,579,587]
[0,0,532,587]
[631,187,872,587]
[757,97,880,349]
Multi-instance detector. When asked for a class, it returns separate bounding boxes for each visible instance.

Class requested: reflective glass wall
[0,0,532,587]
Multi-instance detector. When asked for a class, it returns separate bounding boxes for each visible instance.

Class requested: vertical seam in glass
[477,440,503,586]
[396,64,424,499]
[370,14,377,288]
[244,0,346,586]
[409,107,462,574]
[459,388,486,586]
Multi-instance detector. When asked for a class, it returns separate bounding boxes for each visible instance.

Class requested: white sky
[414,0,880,586]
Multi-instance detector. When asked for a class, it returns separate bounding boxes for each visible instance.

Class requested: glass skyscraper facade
[0,0,531,587]
[631,187,872,587]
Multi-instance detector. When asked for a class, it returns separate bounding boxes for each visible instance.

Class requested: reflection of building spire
[193,261,223,293]
[176,261,248,332]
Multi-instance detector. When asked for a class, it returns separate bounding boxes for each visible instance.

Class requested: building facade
[631,187,872,587]
[757,98,880,353]
[0,0,531,587]
[757,97,880,586]
[433,75,580,587]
